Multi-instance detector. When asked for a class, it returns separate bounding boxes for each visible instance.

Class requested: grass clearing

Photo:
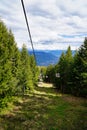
[0,82,87,130]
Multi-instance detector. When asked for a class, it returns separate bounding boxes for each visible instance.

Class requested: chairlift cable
[21,0,37,64]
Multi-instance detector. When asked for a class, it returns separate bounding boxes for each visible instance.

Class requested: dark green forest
[41,40,87,97]
[0,20,39,108]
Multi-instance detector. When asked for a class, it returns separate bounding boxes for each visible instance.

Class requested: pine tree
[7,30,21,95]
[20,44,34,94]
[58,46,73,93]
[72,38,87,96]
[0,21,14,97]
[65,46,73,92]
[79,38,87,87]
[30,55,39,86]
[58,52,67,92]
[45,65,55,83]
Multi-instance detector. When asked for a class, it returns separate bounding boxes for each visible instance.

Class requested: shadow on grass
[0,84,87,130]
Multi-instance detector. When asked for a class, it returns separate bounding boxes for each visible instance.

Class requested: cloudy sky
[0,0,87,50]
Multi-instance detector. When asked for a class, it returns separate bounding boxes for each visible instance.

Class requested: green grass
[0,82,87,130]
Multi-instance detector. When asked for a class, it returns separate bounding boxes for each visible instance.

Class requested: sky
[0,0,87,50]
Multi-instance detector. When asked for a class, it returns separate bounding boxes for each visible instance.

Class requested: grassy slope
[0,82,87,130]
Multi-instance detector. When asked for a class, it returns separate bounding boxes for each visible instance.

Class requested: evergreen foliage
[71,38,87,96]
[20,44,34,93]
[44,65,55,83]
[30,55,39,86]
[0,20,39,107]
[44,42,87,97]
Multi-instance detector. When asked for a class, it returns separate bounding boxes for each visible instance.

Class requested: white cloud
[0,0,87,50]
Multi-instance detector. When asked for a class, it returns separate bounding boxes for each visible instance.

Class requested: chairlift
[56,73,60,78]
[46,75,48,78]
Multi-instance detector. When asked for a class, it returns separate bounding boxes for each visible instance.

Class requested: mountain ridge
[27,50,75,66]
[28,50,65,66]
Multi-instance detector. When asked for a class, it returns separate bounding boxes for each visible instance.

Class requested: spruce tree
[58,47,73,93]
[58,52,67,92]
[0,20,14,97]
[30,55,39,86]
[72,38,87,96]
[20,44,33,94]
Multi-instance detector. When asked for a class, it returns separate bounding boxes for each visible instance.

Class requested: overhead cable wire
[21,0,37,64]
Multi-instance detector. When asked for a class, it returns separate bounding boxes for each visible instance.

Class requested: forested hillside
[0,20,39,108]
[42,41,87,97]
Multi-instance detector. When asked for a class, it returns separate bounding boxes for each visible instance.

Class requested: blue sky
[0,0,87,50]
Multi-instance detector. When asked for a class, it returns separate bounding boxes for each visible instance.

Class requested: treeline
[42,39,87,97]
[0,20,39,107]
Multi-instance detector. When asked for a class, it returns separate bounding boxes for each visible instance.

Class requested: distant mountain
[45,50,66,57]
[29,50,58,66]
[45,50,75,57]
[28,50,75,66]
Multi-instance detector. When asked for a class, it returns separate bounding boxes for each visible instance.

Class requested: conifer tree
[45,65,55,83]
[7,30,20,95]
[65,46,73,92]
[58,47,73,93]
[58,52,67,92]
[30,55,39,86]
[20,44,33,94]
[0,20,16,97]
[71,38,87,96]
